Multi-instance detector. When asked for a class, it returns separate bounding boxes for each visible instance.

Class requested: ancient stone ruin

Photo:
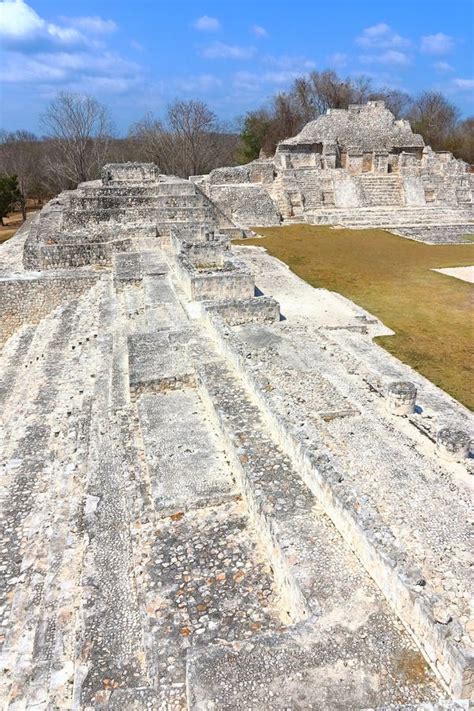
[193,100,474,236]
[0,106,473,709]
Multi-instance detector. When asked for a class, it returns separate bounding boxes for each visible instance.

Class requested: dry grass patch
[236,225,474,409]
[0,228,17,243]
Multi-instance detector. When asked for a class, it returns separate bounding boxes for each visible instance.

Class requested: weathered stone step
[5,396,93,709]
[194,358,440,706]
[117,284,146,333]
[138,389,237,514]
[65,206,217,227]
[187,620,440,709]
[128,330,196,396]
[0,299,82,447]
[79,180,199,197]
[71,194,208,210]
[142,274,189,330]
[110,332,130,411]
[305,205,474,228]
[0,324,36,411]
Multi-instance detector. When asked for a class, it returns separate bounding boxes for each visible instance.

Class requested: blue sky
[1,0,473,134]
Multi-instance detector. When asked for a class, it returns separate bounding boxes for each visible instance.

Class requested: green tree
[0,175,21,226]
[236,110,273,163]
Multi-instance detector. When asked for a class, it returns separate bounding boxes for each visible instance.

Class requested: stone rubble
[0,159,472,710]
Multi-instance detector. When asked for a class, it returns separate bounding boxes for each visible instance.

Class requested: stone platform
[0,162,472,709]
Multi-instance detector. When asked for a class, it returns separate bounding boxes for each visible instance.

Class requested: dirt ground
[0,207,38,242]
[236,225,474,409]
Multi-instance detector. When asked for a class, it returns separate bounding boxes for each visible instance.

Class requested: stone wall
[198,183,282,227]
[0,272,99,345]
[179,238,230,268]
[176,255,255,301]
[102,162,160,183]
[204,296,280,325]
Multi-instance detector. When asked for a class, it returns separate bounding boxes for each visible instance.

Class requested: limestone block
[334,175,361,208]
[248,160,275,184]
[373,151,389,173]
[346,148,364,175]
[385,381,417,415]
[403,176,427,206]
[436,428,471,461]
[102,162,159,184]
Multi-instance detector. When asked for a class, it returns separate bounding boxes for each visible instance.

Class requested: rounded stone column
[436,427,471,461]
[386,381,417,415]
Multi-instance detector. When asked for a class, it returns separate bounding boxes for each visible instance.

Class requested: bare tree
[129,113,176,170]
[0,130,47,219]
[368,89,413,119]
[453,117,474,164]
[130,100,235,178]
[40,92,114,188]
[408,91,459,150]
[167,99,220,176]
[299,71,372,115]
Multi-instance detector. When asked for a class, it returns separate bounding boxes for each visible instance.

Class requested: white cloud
[0,0,86,47]
[175,73,222,92]
[251,24,268,38]
[360,50,410,66]
[233,67,308,92]
[263,54,316,70]
[453,78,474,90]
[421,33,454,55]
[201,42,255,59]
[193,15,220,32]
[328,52,348,68]
[0,49,141,86]
[356,23,410,49]
[62,16,118,34]
[434,61,454,73]
[0,0,43,38]
[0,2,142,97]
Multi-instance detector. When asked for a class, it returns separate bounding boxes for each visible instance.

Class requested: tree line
[0,69,472,223]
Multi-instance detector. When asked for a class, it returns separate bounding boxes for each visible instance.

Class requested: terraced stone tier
[0,278,110,708]
[113,251,168,285]
[193,358,440,707]
[392,225,474,244]
[204,270,473,696]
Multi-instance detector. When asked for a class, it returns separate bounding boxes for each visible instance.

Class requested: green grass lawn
[237,225,474,410]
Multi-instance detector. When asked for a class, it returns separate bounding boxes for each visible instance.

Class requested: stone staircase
[108,249,442,707]
[305,204,474,228]
[358,174,403,206]
[0,243,467,707]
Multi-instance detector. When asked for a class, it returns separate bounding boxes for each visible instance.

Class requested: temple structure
[192,101,474,230]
